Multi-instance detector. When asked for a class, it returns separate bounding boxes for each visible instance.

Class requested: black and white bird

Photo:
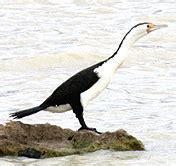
[10,22,167,134]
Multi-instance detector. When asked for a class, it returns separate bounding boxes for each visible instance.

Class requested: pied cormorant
[10,22,167,134]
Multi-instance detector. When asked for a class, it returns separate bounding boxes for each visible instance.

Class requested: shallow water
[0,0,176,165]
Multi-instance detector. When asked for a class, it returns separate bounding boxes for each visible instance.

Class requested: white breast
[81,61,113,108]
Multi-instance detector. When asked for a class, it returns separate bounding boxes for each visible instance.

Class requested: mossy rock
[0,122,144,158]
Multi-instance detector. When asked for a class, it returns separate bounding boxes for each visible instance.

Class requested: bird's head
[111,22,168,66]
[123,22,168,45]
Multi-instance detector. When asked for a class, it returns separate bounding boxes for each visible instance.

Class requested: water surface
[0,0,176,165]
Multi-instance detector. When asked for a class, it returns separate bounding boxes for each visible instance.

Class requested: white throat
[98,31,139,76]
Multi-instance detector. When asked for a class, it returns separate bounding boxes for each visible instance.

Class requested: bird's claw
[78,127,102,134]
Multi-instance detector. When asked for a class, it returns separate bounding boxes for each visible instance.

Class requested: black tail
[10,105,46,119]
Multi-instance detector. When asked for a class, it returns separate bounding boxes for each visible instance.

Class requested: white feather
[46,104,71,113]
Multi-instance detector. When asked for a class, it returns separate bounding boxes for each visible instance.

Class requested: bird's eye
[147,24,150,28]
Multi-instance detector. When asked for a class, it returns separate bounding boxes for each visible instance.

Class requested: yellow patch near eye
[147,23,155,28]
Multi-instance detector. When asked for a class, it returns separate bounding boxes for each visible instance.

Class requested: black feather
[10,105,46,119]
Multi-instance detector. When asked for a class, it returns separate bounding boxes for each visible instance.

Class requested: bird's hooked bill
[147,23,168,33]
[155,24,168,29]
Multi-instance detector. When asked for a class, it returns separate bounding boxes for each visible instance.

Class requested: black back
[42,60,106,107]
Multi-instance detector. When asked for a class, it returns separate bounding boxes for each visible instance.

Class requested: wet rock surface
[0,121,144,158]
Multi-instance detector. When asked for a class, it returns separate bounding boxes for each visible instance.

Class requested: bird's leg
[77,114,102,134]
[70,98,102,134]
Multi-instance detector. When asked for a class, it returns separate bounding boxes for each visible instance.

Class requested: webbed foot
[78,126,102,134]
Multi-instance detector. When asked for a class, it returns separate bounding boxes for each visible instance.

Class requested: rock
[0,121,144,158]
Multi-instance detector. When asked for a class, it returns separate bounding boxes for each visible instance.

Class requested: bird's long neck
[106,31,137,74]
[94,26,142,78]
